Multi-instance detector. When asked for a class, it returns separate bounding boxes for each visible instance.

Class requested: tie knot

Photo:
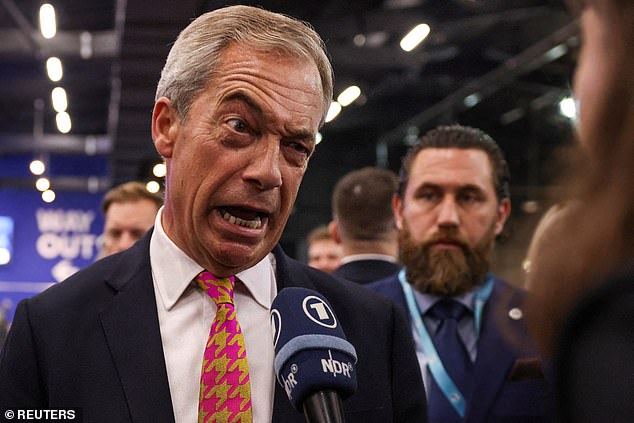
[196,271,235,305]
[429,299,468,321]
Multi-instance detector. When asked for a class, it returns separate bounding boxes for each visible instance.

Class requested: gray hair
[155,5,333,125]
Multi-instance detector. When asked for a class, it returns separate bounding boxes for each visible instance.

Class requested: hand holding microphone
[271,287,358,423]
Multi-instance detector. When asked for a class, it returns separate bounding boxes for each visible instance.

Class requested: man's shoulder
[366,274,401,294]
[490,276,529,306]
[308,264,393,308]
[25,248,145,318]
[276,249,396,312]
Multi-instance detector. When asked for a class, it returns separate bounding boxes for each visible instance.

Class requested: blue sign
[0,188,104,324]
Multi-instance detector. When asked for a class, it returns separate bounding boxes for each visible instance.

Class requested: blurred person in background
[370,124,554,422]
[526,0,634,420]
[329,167,401,284]
[99,181,163,258]
[306,224,343,272]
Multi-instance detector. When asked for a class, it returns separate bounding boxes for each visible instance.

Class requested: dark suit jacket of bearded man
[369,274,554,423]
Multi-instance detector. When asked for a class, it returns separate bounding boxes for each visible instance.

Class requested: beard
[399,222,496,296]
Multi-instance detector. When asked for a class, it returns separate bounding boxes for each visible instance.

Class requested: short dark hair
[397,124,510,201]
[101,181,164,215]
[332,166,398,241]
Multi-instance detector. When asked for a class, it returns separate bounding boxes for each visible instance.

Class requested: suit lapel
[465,279,519,423]
[99,233,175,423]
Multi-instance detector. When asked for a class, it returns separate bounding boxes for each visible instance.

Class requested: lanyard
[398,269,494,417]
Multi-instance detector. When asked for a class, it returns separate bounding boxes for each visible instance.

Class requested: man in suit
[329,167,401,284]
[369,125,553,422]
[306,224,343,273]
[98,181,163,259]
[0,6,426,423]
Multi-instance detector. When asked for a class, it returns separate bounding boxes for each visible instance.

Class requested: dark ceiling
[0,0,578,245]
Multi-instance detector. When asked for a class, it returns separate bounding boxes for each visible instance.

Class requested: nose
[243,141,283,190]
[437,197,460,228]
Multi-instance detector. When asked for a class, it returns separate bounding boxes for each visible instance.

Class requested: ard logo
[270,309,282,348]
[302,295,337,328]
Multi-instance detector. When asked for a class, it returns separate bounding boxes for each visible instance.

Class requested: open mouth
[219,206,268,229]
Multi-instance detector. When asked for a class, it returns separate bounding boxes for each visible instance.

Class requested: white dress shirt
[149,208,277,423]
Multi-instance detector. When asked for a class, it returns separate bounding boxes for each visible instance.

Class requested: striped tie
[196,271,252,423]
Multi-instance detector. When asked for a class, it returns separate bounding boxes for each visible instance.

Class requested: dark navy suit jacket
[334,259,401,285]
[0,232,427,423]
[368,275,554,423]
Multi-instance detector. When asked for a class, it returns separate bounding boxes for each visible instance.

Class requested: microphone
[271,287,357,423]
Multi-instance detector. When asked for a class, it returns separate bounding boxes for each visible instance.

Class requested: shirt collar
[412,282,478,316]
[150,207,276,311]
[340,253,398,265]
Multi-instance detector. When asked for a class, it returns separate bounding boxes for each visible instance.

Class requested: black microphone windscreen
[271,287,358,411]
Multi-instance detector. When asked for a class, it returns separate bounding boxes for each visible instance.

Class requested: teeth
[222,210,263,229]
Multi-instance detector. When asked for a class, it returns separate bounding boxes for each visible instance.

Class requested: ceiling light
[146,181,161,193]
[42,189,56,203]
[463,93,481,108]
[315,132,323,145]
[559,97,577,119]
[153,163,166,178]
[400,23,430,52]
[52,87,68,112]
[29,159,46,176]
[337,86,361,107]
[39,4,57,39]
[80,32,93,59]
[56,112,72,133]
[544,44,568,62]
[46,57,63,82]
[353,34,366,47]
[36,177,51,192]
[325,102,342,123]
[365,31,389,48]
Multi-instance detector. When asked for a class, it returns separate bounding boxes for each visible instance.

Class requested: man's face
[394,148,510,295]
[308,239,343,273]
[152,43,324,276]
[102,199,159,257]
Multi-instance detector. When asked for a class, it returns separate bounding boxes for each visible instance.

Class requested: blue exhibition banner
[0,188,104,324]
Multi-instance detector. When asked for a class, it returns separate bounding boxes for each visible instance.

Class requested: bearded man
[369,125,554,423]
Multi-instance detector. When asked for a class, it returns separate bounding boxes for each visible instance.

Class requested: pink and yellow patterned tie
[196,271,252,423]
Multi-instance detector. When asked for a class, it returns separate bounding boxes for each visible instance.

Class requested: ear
[392,193,404,230]
[494,198,511,235]
[328,220,342,244]
[152,97,179,159]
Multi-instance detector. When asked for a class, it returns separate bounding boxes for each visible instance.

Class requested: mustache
[422,229,470,251]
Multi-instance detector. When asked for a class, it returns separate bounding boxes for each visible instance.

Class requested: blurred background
[0,0,577,321]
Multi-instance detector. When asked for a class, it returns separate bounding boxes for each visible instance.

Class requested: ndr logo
[321,350,352,378]
[302,295,337,328]
[282,364,299,398]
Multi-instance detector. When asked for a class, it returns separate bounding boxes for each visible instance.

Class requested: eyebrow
[415,182,486,193]
[222,91,264,115]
